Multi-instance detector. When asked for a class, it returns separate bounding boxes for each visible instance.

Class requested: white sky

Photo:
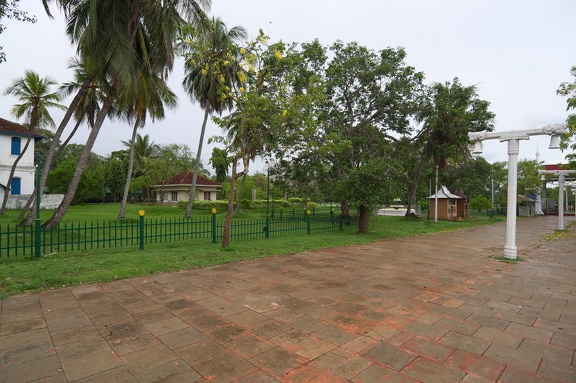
[1,0,575,174]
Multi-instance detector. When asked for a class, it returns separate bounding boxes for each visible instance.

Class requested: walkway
[1,215,575,382]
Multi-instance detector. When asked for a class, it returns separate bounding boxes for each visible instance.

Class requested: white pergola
[468,124,566,259]
[538,168,576,230]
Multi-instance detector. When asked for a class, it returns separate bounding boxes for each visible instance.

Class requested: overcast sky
[1,0,575,174]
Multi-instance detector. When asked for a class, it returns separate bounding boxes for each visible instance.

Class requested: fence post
[139,210,145,250]
[212,208,217,243]
[34,157,42,258]
[307,209,311,235]
[280,206,283,220]
[339,213,343,231]
[330,208,334,224]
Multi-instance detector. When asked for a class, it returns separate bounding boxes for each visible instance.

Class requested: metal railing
[0,212,355,258]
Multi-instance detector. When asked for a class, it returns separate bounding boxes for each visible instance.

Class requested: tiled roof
[156,171,222,187]
[0,117,44,138]
[542,164,567,171]
[429,185,461,199]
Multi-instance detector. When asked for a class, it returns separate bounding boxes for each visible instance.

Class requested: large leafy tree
[1,70,64,214]
[321,42,425,231]
[181,17,247,218]
[557,65,576,164]
[41,0,210,228]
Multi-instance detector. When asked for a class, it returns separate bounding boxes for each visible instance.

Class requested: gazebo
[429,186,461,221]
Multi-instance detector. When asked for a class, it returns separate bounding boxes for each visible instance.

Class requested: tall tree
[557,65,576,164]
[181,17,247,218]
[20,58,102,225]
[116,70,177,219]
[42,0,210,228]
[1,70,64,214]
[321,42,425,231]
[209,147,229,183]
[405,78,495,216]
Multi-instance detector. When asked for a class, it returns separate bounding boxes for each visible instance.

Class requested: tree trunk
[235,173,247,213]
[18,188,34,219]
[118,121,139,219]
[404,158,426,217]
[222,157,249,247]
[185,108,209,218]
[0,135,33,214]
[340,200,350,216]
[21,78,92,226]
[42,94,113,229]
[222,160,237,248]
[358,204,369,233]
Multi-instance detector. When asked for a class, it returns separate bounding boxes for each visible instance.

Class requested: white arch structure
[468,124,566,259]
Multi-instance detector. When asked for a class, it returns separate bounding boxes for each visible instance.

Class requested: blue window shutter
[11,137,21,155]
[12,178,21,195]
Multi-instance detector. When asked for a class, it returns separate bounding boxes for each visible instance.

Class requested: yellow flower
[282,109,288,118]
[261,36,267,43]
[274,51,282,60]
[223,60,229,66]
[201,69,207,75]
[240,47,246,55]
[218,74,225,83]
[239,87,245,93]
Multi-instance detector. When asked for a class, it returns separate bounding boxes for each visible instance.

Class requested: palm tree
[117,70,177,219]
[121,133,158,202]
[404,78,495,216]
[181,17,247,218]
[1,70,65,214]
[20,58,103,224]
[42,0,211,228]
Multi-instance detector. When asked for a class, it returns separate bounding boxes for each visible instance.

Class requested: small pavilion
[429,186,461,221]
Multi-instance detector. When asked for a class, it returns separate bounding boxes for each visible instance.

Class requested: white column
[504,139,520,259]
[558,173,565,230]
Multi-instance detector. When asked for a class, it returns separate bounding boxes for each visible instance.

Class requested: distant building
[153,171,222,205]
[0,117,43,202]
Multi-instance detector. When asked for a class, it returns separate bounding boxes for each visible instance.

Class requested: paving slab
[0,215,574,382]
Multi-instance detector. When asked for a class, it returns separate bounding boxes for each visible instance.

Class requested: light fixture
[549,135,561,149]
[472,140,483,154]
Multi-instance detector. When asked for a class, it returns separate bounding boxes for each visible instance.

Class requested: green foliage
[470,195,491,212]
[557,65,576,161]
[336,158,403,210]
[46,145,106,204]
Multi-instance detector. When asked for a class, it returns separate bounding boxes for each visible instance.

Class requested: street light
[469,123,566,259]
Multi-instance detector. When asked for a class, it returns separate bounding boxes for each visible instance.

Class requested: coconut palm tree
[181,17,247,218]
[20,58,103,224]
[116,70,177,219]
[42,0,211,228]
[1,70,65,214]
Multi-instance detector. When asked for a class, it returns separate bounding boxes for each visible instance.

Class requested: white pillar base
[504,245,517,259]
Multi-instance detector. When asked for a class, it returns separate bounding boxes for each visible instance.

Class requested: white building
[0,117,43,204]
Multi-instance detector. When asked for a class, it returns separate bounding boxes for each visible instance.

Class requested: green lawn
[0,203,503,299]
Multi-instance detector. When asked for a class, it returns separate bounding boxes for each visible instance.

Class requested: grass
[0,203,504,300]
[488,255,525,264]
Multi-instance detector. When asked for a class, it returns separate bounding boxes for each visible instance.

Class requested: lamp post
[469,124,566,259]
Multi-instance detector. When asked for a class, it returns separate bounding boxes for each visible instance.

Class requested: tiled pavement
[1,215,575,383]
